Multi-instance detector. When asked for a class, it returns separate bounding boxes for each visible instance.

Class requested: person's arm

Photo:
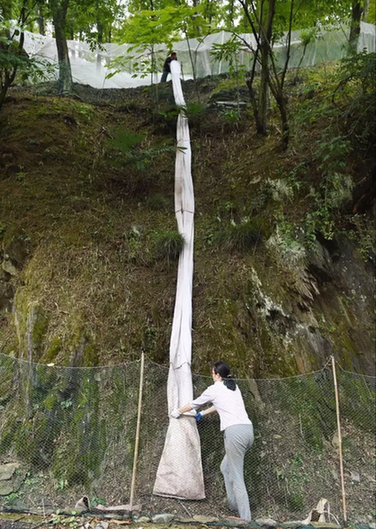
[171,387,216,418]
[202,405,216,416]
[170,403,193,418]
[171,403,217,419]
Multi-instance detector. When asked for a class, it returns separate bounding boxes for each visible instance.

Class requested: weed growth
[214,219,263,253]
[152,230,185,262]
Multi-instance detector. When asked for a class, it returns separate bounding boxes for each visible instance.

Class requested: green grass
[214,219,263,253]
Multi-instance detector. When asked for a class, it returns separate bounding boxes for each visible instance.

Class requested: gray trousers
[220,423,254,521]
[160,70,169,83]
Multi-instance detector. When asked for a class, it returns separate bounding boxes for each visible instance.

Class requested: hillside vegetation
[0,57,375,377]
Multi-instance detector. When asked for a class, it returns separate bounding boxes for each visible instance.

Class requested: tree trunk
[37,7,45,35]
[50,0,73,95]
[349,1,362,52]
[363,0,370,20]
[258,44,269,135]
[0,82,10,111]
[97,20,103,45]
[0,20,25,112]
[278,94,289,148]
[257,0,276,135]
[97,18,103,68]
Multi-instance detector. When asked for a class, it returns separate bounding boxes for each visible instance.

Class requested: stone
[102,514,123,520]
[0,268,11,281]
[193,515,219,522]
[310,522,340,529]
[256,519,278,527]
[0,481,13,495]
[152,513,175,523]
[0,462,20,481]
[330,469,338,481]
[0,283,14,311]
[2,260,17,276]
[5,164,21,177]
[95,523,109,529]
[350,470,360,482]
[4,237,30,266]
[214,101,248,108]
[219,516,249,527]
[134,517,150,523]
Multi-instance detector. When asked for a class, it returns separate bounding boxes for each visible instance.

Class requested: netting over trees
[21,23,376,89]
[0,354,374,522]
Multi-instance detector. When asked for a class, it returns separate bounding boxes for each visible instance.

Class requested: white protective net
[22,22,376,89]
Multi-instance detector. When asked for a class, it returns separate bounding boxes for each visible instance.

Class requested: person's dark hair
[171,52,177,58]
[213,361,236,391]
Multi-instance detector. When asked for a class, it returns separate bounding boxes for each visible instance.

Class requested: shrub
[145,194,170,211]
[108,128,179,172]
[214,219,263,253]
[153,231,185,262]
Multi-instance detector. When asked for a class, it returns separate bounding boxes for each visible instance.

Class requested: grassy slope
[0,66,374,376]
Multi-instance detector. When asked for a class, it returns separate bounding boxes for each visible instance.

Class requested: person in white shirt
[171,361,254,522]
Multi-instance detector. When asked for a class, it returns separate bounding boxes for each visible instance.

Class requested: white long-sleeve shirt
[190,381,252,431]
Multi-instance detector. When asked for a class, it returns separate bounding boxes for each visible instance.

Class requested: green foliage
[211,37,246,83]
[152,230,184,262]
[109,129,145,151]
[346,214,376,262]
[145,194,170,211]
[338,372,376,434]
[108,128,180,171]
[275,372,337,451]
[212,37,247,116]
[334,51,376,146]
[107,4,207,80]
[305,134,353,242]
[267,220,306,266]
[180,101,206,120]
[0,21,51,110]
[221,108,241,124]
[214,219,263,253]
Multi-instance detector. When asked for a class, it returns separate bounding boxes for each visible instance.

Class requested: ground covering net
[0,354,374,523]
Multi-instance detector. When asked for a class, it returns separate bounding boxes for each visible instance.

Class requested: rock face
[0,462,22,496]
[0,228,374,374]
[0,87,374,377]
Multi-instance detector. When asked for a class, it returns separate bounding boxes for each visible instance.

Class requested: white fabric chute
[153,60,205,500]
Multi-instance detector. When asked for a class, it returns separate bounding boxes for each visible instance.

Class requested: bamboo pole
[331,355,347,526]
[129,351,145,511]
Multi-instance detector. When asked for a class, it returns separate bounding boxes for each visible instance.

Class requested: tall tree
[49,0,73,94]
[349,0,363,51]
[0,0,40,109]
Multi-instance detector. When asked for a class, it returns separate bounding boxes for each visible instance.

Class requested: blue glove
[195,412,203,422]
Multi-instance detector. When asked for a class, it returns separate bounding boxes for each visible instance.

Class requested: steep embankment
[0,68,375,376]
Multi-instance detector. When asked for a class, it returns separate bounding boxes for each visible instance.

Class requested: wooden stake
[331,355,347,526]
[129,351,145,511]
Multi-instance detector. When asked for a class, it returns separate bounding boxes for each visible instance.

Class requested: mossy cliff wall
[0,79,374,377]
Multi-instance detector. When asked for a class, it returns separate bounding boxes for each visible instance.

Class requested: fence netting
[0,354,374,522]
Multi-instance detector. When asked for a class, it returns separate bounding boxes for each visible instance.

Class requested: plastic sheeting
[152,60,205,500]
[22,22,376,89]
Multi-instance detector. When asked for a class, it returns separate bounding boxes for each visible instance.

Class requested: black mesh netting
[0,354,374,522]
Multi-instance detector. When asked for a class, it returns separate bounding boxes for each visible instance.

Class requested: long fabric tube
[153,61,205,500]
